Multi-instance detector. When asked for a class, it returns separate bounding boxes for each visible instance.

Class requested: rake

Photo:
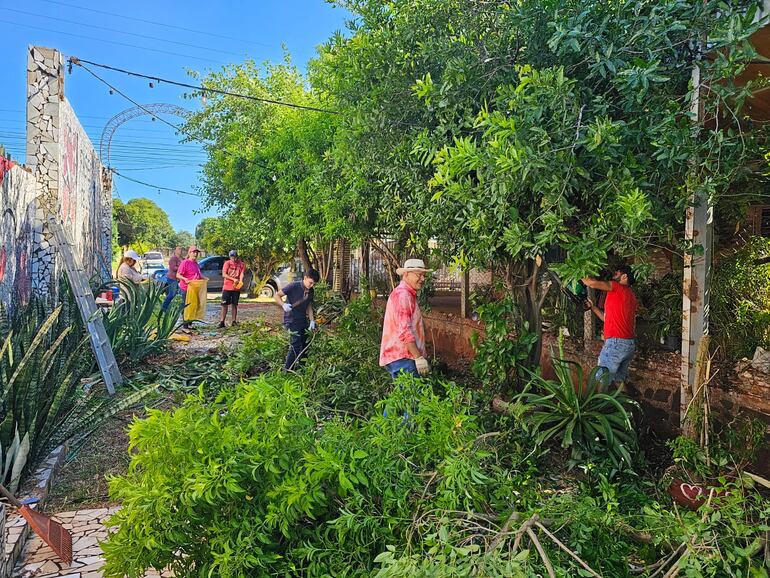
[0,483,73,563]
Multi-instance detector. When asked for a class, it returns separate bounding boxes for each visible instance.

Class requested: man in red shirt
[582,264,638,390]
[219,250,245,328]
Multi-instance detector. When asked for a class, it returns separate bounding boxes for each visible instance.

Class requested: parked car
[151,268,169,283]
[141,251,165,279]
[198,256,254,293]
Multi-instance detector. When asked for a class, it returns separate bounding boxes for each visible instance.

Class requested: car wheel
[259,283,276,298]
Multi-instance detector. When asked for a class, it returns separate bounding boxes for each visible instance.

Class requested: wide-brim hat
[396,258,433,276]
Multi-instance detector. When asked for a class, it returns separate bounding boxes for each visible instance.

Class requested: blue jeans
[285,321,309,370]
[161,278,180,312]
[597,338,636,385]
[385,358,419,380]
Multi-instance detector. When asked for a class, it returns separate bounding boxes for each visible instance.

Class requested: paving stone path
[13,508,172,578]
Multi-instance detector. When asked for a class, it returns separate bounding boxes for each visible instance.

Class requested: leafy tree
[168,229,195,250]
[113,198,175,253]
[317,0,770,370]
[183,60,352,277]
[195,211,293,292]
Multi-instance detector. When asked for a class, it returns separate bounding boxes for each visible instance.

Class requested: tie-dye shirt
[379,280,426,366]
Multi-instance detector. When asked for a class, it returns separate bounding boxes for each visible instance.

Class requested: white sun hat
[396,258,433,276]
[124,250,140,260]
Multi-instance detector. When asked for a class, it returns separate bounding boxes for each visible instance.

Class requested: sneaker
[218,321,226,328]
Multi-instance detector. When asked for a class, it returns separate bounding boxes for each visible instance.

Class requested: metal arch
[99,103,190,168]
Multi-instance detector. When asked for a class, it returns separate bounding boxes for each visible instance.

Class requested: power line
[112,169,201,197]
[39,0,274,49]
[0,19,223,64]
[69,57,339,114]
[5,8,247,57]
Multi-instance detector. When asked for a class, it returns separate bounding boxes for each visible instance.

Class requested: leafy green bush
[514,356,637,467]
[301,293,391,416]
[102,373,526,578]
[224,323,288,377]
[470,291,538,392]
[711,237,770,360]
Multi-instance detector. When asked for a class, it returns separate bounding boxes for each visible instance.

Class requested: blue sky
[0,0,350,233]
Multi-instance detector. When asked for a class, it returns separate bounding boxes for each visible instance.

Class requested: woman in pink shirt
[176,246,206,330]
[379,258,432,378]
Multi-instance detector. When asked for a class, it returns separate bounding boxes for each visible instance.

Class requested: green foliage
[102,281,183,362]
[635,273,683,345]
[195,211,293,292]
[711,237,770,360]
[515,356,637,468]
[113,198,175,252]
[301,292,391,416]
[167,229,195,250]
[470,290,538,391]
[224,325,288,378]
[668,418,766,484]
[102,373,521,578]
[0,288,93,490]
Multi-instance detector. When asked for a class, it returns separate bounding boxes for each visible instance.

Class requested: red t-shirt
[222,260,245,291]
[603,281,638,339]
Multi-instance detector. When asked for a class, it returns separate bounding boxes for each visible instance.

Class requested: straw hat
[396,258,433,276]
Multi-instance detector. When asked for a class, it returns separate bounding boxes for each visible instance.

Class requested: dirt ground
[45,301,283,512]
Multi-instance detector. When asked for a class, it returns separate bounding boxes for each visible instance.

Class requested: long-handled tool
[0,483,72,563]
[547,270,588,308]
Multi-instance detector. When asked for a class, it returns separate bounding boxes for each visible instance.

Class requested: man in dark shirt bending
[274,269,320,370]
[582,264,639,391]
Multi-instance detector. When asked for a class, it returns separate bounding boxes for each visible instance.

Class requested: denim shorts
[597,338,636,384]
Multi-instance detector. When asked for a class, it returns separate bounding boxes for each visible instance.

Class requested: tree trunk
[505,258,546,372]
[361,239,370,291]
[297,239,313,273]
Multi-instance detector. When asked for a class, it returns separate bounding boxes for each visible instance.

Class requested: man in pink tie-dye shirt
[379,258,432,378]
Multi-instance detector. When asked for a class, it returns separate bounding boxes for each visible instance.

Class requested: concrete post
[680,62,713,434]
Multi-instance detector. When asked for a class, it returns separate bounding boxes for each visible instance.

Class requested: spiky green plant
[514,355,638,467]
[102,281,184,362]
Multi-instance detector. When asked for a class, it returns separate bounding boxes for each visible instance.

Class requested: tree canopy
[113,198,176,253]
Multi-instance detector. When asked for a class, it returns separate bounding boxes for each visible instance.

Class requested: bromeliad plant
[102,281,183,362]
[515,355,638,467]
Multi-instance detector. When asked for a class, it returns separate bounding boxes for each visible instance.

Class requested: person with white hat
[379,258,432,378]
[116,250,143,283]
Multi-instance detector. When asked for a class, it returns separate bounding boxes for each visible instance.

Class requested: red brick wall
[422,314,770,475]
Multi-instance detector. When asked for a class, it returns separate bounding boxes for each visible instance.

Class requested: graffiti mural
[0,158,36,310]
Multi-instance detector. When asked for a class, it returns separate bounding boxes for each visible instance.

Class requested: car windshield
[144,252,162,260]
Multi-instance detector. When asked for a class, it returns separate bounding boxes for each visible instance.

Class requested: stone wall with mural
[0,157,37,309]
[26,46,112,297]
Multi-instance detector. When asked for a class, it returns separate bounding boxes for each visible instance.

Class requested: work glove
[282,303,293,313]
[309,320,317,331]
[415,356,430,376]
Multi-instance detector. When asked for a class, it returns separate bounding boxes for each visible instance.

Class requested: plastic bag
[184,279,208,322]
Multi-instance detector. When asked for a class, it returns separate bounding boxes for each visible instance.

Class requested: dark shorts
[221,289,241,306]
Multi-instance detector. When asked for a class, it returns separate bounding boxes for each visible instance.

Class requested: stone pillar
[100,166,113,279]
[26,46,64,298]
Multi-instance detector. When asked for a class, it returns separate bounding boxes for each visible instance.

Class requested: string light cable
[68,57,338,114]
[112,169,202,197]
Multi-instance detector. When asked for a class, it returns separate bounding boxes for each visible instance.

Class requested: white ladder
[48,219,121,394]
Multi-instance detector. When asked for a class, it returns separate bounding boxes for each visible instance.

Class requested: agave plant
[514,354,638,467]
[102,281,184,362]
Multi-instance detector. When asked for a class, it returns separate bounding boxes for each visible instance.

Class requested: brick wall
[422,312,770,475]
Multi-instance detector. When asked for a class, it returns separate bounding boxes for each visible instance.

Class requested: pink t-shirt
[379,280,426,366]
[177,258,202,291]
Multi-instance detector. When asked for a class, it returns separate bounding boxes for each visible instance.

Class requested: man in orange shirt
[219,250,245,328]
[582,264,638,390]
